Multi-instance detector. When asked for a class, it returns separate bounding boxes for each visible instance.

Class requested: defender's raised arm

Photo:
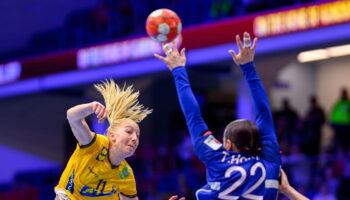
[229,32,280,163]
[154,42,209,144]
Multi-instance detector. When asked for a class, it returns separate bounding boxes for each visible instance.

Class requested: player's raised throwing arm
[66,101,107,145]
[154,42,209,142]
[229,32,280,162]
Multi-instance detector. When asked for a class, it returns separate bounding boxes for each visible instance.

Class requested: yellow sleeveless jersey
[55,134,137,200]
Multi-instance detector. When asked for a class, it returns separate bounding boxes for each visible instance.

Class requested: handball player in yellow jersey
[55,80,153,200]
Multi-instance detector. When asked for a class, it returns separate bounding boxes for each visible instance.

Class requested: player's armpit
[68,119,94,146]
[79,133,97,148]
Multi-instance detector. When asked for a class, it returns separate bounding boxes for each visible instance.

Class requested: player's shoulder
[121,159,131,167]
[96,134,109,145]
[93,133,106,141]
[201,133,223,150]
[260,157,281,167]
[118,160,135,179]
[77,133,109,156]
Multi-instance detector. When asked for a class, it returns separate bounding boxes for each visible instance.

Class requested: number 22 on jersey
[218,162,266,200]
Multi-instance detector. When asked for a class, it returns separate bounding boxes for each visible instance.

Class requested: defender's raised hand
[154,41,186,71]
[229,32,257,65]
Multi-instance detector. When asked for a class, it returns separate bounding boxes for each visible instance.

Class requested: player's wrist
[170,65,184,71]
[239,61,254,68]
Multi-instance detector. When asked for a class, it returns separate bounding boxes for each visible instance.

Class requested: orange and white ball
[145,9,182,43]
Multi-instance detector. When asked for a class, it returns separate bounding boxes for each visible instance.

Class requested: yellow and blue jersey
[172,62,281,200]
[55,134,137,200]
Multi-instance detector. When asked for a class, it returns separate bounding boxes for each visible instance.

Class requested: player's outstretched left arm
[229,32,280,162]
[154,42,209,142]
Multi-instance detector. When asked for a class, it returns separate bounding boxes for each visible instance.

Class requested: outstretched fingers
[243,32,251,48]
[154,53,166,61]
[172,41,179,55]
[229,49,238,64]
[162,42,173,56]
[251,37,258,51]
[236,34,243,50]
[180,48,186,58]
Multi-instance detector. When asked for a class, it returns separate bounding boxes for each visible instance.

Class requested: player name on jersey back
[221,151,259,164]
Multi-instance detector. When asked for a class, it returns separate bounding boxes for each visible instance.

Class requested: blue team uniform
[172,62,281,200]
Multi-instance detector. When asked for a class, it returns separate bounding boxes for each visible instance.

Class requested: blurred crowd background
[1,0,350,200]
[0,0,320,62]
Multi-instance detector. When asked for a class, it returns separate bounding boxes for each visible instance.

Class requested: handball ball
[146,9,182,43]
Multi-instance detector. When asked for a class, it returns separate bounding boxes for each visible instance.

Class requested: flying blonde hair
[94,80,152,133]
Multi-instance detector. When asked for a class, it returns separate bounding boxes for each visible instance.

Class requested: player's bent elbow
[66,108,79,121]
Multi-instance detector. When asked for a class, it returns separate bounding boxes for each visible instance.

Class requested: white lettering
[254,0,350,37]
[221,151,230,162]
[240,156,248,163]
[230,154,241,164]
[226,154,258,164]
[77,36,183,69]
[209,182,221,190]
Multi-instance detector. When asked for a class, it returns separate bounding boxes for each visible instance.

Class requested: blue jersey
[172,62,281,200]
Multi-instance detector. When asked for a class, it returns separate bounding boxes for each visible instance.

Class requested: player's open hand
[154,41,186,71]
[229,32,257,65]
[168,195,185,200]
[91,101,107,123]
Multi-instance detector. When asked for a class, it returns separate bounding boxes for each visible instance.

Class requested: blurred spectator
[302,95,325,156]
[323,167,340,196]
[143,182,161,200]
[282,145,311,189]
[63,120,77,165]
[1,0,329,61]
[330,88,350,151]
[337,148,350,200]
[129,0,157,33]
[210,0,234,19]
[176,131,194,168]
[62,10,94,47]
[265,0,295,9]
[175,0,211,25]
[242,0,268,13]
[313,183,337,200]
[274,98,299,151]
[105,0,134,38]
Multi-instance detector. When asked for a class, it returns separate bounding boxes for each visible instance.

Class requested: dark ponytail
[224,119,261,156]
